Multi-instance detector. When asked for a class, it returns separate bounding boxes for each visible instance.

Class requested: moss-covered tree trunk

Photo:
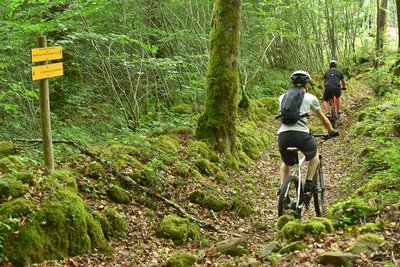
[395,0,400,79]
[196,0,242,154]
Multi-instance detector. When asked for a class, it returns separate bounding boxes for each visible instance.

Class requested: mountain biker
[277,70,339,193]
[323,60,347,118]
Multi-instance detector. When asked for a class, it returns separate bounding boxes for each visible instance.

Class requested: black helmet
[329,60,338,68]
[290,70,311,86]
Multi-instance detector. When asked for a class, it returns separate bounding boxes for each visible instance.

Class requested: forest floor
[33,83,399,267]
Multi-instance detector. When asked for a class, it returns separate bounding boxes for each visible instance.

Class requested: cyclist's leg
[278,132,297,186]
[306,153,319,180]
[300,133,318,191]
[322,88,332,114]
[333,88,342,113]
[280,163,291,185]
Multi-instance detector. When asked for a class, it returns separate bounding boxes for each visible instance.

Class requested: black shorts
[278,131,317,166]
[323,87,341,101]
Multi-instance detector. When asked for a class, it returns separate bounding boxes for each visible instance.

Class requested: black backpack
[275,88,308,124]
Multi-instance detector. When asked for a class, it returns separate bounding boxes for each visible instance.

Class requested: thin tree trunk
[196,0,242,154]
[376,0,389,51]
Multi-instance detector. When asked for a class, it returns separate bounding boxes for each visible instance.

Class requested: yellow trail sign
[32,62,64,80]
[31,46,62,62]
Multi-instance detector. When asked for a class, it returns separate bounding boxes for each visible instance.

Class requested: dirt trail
[36,83,372,266]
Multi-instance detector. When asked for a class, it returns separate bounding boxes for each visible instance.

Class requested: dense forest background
[0,0,399,266]
[1,0,398,140]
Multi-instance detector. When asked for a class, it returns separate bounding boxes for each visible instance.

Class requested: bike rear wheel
[329,101,339,129]
[278,175,301,219]
[313,162,325,216]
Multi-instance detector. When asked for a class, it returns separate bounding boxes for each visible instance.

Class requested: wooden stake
[37,36,55,173]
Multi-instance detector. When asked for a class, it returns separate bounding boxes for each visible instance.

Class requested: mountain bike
[278,134,332,219]
[327,96,339,129]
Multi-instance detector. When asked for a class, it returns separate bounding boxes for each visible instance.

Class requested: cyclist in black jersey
[323,60,346,118]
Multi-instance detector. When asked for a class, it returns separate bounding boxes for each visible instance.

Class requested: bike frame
[286,134,328,212]
[329,95,338,116]
[287,147,306,209]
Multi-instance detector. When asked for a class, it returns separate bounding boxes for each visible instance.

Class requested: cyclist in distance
[323,60,347,118]
[277,71,339,194]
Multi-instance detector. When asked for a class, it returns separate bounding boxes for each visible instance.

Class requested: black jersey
[324,69,344,89]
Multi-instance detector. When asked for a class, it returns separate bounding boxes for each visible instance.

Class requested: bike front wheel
[278,175,301,219]
[313,163,325,216]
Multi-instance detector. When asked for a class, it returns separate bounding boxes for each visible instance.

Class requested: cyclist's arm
[315,108,334,133]
[341,79,346,88]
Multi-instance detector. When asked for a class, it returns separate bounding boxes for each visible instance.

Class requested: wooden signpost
[31,36,64,173]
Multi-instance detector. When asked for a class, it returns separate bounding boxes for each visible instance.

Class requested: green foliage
[0,177,27,201]
[327,197,376,229]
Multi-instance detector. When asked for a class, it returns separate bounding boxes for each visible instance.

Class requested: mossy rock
[347,233,387,254]
[224,154,240,170]
[155,214,201,245]
[215,237,249,256]
[13,171,37,186]
[203,194,231,212]
[231,199,255,218]
[215,170,229,184]
[47,170,78,192]
[166,252,196,267]
[189,190,232,212]
[0,141,15,158]
[0,198,35,219]
[104,208,128,237]
[194,158,219,176]
[252,221,270,232]
[356,177,398,195]
[0,188,110,265]
[304,220,327,237]
[85,161,106,179]
[237,151,254,168]
[149,134,180,155]
[93,211,113,239]
[308,217,334,233]
[189,169,203,181]
[260,240,281,259]
[277,215,296,230]
[94,208,127,239]
[0,177,27,200]
[186,140,220,163]
[106,184,131,204]
[240,136,262,160]
[0,156,23,174]
[278,241,308,254]
[279,221,306,242]
[319,252,360,266]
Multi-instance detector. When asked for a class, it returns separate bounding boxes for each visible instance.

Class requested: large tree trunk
[196,0,242,154]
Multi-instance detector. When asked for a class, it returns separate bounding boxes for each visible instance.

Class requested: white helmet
[290,70,311,86]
